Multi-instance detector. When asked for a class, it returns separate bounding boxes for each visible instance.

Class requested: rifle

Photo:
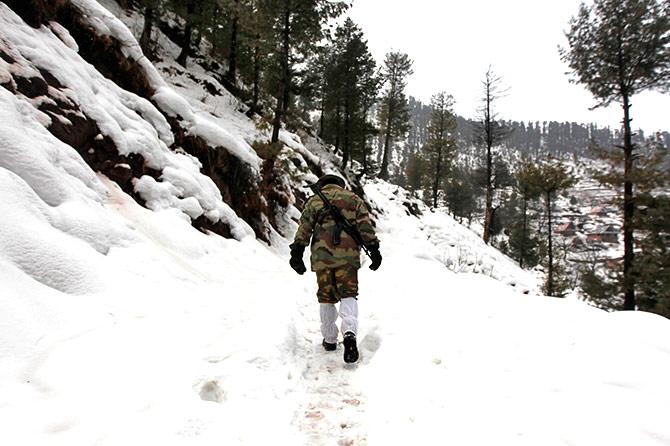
[308,183,372,260]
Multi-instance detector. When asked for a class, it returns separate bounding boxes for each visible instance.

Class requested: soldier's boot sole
[343,332,359,364]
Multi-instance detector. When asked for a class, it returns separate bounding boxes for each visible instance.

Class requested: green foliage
[405,152,428,193]
[522,157,576,296]
[562,0,670,310]
[315,18,379,171]
[578,250,623,310]
[503,158,544,269]
[543,254,573,298]
[500,191,542,269]
[583,136,670,316]
[378,52,413,180]
[634,194,670,318]
[561,0,670,107]
[444,167,478,223]
[261,0,350,142]
[425,92,457,207]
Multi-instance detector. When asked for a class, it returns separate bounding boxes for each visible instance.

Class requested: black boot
[322,339,336,351]
[343,332,359,363]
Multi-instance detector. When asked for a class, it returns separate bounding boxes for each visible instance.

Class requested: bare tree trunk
[227,0,239,84]
[482,79,494,244]
[520,195,527,268]
[342,98,351,169]
[361,106,370,175]
[139,6,154,59]
[252,42,260,112]
[546,192,554,296]
[271,3,291,144]
[334,103,341,153]
[380,97,394,180]
[176,0,195,67]
[432,110,445,208]
[622,92,635,310]
[319,93,325,139]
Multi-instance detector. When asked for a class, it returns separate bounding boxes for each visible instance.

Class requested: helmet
[317,174,346,188]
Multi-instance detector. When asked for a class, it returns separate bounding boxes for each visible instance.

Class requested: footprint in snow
[195,378,226,403]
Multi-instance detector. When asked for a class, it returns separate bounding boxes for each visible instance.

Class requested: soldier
[289,174,382,364]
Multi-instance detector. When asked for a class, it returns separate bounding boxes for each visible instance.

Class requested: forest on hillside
[405,96,670,160]
[13,0,668,318]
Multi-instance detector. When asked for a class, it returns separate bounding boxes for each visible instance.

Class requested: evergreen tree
[378,52,413,180]
[561,0,670,310]
[635,193,670,318]
[355,61,382,175]
[261,0,349,144]
[592,138,670,316]
[509,158,543,268]
[445,167,478,224]
[426,92,457,208]
[405,151,428,193]
[528,158,576,296]
[472,67,509,244]
[328,19,378,170]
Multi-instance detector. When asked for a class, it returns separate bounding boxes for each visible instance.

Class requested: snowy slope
[2,170,670,446]
[1,1,670,445]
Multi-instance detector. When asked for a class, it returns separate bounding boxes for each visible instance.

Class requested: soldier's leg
[320,304,338,344]
[335,266,359,336]
[339,298,358,336]
[316,269,339,344]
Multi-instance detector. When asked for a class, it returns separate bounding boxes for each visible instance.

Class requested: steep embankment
[1,1,670,446]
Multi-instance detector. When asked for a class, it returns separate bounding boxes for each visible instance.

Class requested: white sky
[348,0,670,134]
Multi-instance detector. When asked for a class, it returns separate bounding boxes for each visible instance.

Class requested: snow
[2,159,670,445]
[1,1,670,445]
[0,3,254,238]
[68,0,261,171]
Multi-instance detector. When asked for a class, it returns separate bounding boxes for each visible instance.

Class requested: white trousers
[320,297,358,344]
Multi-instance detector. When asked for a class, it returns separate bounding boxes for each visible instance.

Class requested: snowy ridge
[0,2,254,238]
[71,0,261,171]
[365,181,540,293]
[3,162,669,445]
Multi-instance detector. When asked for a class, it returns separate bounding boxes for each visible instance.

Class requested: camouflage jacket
[293,184,378,271]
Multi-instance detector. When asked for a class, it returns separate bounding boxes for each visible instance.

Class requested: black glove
[289,243,307,275]
[367,242,382,271]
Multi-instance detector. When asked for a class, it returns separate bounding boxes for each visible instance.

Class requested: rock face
[3,0,68,28]
[0,0,307,242]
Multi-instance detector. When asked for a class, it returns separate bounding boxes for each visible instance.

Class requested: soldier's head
[317,174,346,189]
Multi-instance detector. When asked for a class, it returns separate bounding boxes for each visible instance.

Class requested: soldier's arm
[292,196,317,246]
[354,197,378,245]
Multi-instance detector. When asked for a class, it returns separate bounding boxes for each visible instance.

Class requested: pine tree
[330,19,378,170]
[528,158,576,296]
[311,19,379,171]
[635,192,670,318]
[587,137,670,317]
[378,52,413,180]
[426,92,457,208]
[508,158,543,268]
[561,0,670,310]
[472,67,509,244]
[261,0,349,144]
[405,151,428,193]
[445,167,478,224]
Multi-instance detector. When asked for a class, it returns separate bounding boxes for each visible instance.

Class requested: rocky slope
[0,0,345,246]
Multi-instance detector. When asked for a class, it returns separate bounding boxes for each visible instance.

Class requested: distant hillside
[404,95,670,161]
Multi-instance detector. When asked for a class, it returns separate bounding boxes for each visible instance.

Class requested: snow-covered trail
[288,302,372,446]
[2,179,670,446]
